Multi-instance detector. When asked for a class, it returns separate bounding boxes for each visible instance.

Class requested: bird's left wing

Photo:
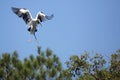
[36,12,54,22]
[11,7,32,24]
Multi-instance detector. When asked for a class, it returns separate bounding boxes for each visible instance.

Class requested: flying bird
[11,7,54,40]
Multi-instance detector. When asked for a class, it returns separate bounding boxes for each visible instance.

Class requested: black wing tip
[11,7,15,11]
[11,7,19,15]
[11,7,15,9]
[11,7,19,12]
[11,7,15,8]
[45,14,54,20]
[50,14,54,18]
[11,7,18,10]
[11,7,26,10]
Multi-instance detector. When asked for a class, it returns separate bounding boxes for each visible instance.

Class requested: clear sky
[0,0,120,66]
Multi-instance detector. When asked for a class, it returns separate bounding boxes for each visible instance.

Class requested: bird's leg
[33,33,37,40]
[29,25,33,34]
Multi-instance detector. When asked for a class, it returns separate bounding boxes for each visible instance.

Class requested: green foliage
[0,46,62,80]
[65,50,120,80]
[110,50,120,80]
[0,47,120,80]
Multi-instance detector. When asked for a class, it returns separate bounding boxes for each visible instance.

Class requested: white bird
[11,7,54,40]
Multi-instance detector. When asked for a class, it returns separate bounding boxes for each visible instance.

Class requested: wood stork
[11,7,54,40]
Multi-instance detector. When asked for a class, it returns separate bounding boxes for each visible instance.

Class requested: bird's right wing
[36,12,54,22]
[11,7,32,24]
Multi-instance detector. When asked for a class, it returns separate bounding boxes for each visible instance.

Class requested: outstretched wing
[11,7,32,24]
[36,12,54,22]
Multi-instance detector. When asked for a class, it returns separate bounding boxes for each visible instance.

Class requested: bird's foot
[35,29,37,32]
[27,27,31,32]
[27,28,37,32]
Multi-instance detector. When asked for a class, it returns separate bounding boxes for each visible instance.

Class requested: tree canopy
[0,46,120,80]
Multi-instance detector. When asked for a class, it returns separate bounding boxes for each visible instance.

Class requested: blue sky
[0,0,120,66]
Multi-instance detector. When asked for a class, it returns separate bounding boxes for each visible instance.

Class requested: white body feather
[11,7,54,40]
